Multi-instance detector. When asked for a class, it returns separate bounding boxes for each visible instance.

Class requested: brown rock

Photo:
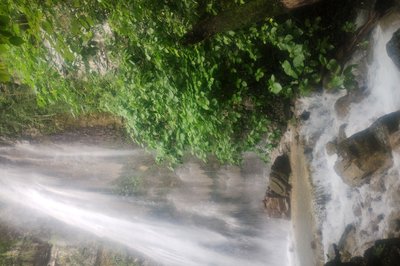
[335,87,369,118]
[263,195,290,219]
[389,131,400,149]
[264,154,292,219]
[334,111,400,187]
[326,140,338,156]
[338,224,358,262]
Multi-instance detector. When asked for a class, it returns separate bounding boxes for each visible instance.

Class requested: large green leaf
[293,54,305,69]
[268,75,283,94]
[282,60,298,79]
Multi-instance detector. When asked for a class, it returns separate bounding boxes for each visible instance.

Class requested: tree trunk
[183,0,322,45]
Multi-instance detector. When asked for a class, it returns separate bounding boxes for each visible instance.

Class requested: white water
[0,142,291,265]
[299,15,400,260]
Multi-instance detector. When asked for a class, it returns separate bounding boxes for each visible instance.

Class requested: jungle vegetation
[0,0,368,165]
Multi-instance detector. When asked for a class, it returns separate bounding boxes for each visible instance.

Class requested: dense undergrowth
[0,0,355,165]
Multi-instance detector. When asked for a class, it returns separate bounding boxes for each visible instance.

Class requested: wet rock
[47,243,141,266]
[300,111,311,121]
[389,131,400,149]
[334,130,392,187]
[263,154,291,219]
[338,224,358,262]
[326,140,338,155]
[369,172,387,192]
[0,225,52,266]
[325,243,366,266]
[364,238,400,266]
[334,111,400,187]
[335,86,369,118]
[339,124,348,142]
[268,154,291,197]
[387,28,400,70]
[387,212,400,238]
[326,238,400,266]
[263,190,290,219]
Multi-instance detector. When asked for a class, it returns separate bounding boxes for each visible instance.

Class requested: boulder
[334,111,400,187]
[364,238,400,266]
[325,238,400,266]
[325,243,366,266]
[387,28,400,71]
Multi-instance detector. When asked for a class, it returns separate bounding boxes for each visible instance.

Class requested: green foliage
[0,0,353,165]
[114,175,142,196]
[259,18,356,95]
[0,13,25,82]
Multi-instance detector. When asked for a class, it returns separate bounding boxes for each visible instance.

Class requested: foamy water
[0,143,291,265]
[298,15,400,260]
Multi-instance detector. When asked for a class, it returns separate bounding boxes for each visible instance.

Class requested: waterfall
[0,142,291,265]
[298,14,400,260]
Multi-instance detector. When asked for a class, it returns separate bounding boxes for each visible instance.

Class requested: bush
[0,0,351,165]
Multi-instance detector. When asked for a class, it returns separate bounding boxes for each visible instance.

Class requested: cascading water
[0,141,291,265]
[4,12,399,266]
[298,13,400,261]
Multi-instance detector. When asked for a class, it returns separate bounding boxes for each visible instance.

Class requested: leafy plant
[0,0,353,165]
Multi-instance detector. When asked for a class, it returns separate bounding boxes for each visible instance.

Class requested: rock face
[325,238,400,266]
[387,28,400,70]
[263,192,290,219]
[0,223,141,266]
[263,154,291,219]
[334,111,400,187]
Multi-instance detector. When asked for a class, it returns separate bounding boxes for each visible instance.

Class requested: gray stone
[387,28,400,71]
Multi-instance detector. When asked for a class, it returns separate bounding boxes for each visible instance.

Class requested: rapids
[298,13,400,261]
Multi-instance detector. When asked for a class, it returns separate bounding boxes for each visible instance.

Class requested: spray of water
[0,142,291,266]
[298,15,400,259]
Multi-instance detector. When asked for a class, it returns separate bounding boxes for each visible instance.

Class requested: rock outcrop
[325,238,400,266]
[263,154,291,219]
[387,28,400,70]
[0,223,142,266]
[334,111,400,187]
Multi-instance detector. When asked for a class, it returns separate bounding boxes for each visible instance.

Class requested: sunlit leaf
[282,60,298,79]
[269,82,282,94]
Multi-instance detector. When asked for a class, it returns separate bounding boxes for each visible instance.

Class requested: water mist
[0,142,291,266]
